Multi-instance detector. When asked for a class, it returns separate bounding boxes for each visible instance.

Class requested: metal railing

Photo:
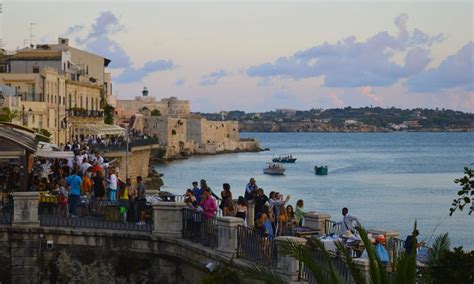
[89,138,160,153]
[388,237,406,261]
[299,246,355,283]
[182,208,218,248]
[237,225,278,268]
[325,219,342,236]
[39,214,152,232]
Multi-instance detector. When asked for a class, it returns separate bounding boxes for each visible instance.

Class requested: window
[32,114,35,124]
[32,67,39,73]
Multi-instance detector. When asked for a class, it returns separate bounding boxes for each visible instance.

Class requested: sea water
[156,132,474,249]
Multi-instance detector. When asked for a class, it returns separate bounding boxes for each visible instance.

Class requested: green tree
[450,166,474,215]
[104,105,114,125]
[151,109,161,116]
[0,107,19,122]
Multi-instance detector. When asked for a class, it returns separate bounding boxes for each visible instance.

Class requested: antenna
[29,22,36,47]
[0,3,3,49]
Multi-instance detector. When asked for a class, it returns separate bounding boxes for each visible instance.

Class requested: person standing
[118,179,129,223]
[254,188,269,221]
[277,205,289,236]
[220,183,232,211]
[235,196,247,221]
[107,167,118,203]
[66,169,82,218]
[244,178,258,201]
[295,199,306,227]
[200,179,220,201]
[200,189,217,219]
[127,177,137,223]
[336,207,360,236]
[191,181,203,204]
[93,170,106,214]
[136,176,147,225]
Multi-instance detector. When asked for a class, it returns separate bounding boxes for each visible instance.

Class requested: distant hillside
[198,107,474,132]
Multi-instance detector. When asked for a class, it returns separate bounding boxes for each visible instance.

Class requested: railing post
[303,212,331,234]
[152,202,186,238]
[12,192,40,227]
[352,258,371,283]
[216,216,244,256]
[275,236,307,282]
[246,200,255,227]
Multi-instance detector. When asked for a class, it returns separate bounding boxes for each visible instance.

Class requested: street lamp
[125,127,130,179]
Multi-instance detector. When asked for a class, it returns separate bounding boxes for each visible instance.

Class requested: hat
[342,231,354,238]
[376,234,386,245]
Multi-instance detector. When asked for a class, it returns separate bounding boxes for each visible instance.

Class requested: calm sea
[156,132,474,249]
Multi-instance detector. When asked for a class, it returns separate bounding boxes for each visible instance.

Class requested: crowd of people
[32,140,148,225]
[183,177,308,238]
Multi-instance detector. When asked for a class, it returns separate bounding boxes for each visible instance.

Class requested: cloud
[114,60,174,83]
[247,14,442,88]
[407,42,474,92]
[61,25,84,37]
[175,79,185,86]
[360,86,381,103]
[65,11,174,83]
[199,70,228,86]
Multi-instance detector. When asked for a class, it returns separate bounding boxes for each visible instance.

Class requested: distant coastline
[200,107,474,133]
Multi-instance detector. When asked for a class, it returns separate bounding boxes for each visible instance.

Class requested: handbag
[58,195,68,206]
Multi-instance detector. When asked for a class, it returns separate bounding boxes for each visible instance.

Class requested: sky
[1,1,473,112]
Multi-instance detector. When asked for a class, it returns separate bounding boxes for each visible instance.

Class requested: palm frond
[394,251,417,284]
[356,226,388,284]
[280,238,343,284]
[335,240,366,284]
[427,233,450,266]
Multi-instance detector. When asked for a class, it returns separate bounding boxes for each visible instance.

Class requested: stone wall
[104,147,152,180]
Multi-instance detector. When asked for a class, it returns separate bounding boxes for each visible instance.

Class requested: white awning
[74,124,125,136]
[34,149,75,159]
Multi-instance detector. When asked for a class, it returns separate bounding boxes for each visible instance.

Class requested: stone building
[0,38,119,145]
[116,87,190,121]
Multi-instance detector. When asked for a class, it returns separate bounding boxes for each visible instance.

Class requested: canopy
[74,124,125,136]
[34,149,75,159]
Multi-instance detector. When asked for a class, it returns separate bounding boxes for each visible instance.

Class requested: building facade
[0,38,117,145]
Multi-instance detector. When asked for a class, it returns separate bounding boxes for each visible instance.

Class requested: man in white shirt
[336,207,360,236]
[80,158,92,175]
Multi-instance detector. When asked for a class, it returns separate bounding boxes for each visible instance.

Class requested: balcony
[17,92,43,102]
[67,108,104,118]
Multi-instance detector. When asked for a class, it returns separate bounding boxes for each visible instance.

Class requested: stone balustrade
[12,192,40,228]
[4,193,406,284]
[275,236,307,283]
[303,211,331,234]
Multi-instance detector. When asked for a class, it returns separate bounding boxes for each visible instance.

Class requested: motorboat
[263,163,286,175]
[272,155,297,163]
[315,165,328,175]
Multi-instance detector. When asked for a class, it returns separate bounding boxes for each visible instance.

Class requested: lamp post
[26,108,32,127]
[125,127,130,179]
[21,105,25,126]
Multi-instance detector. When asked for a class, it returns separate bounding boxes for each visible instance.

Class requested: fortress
[116,88,260,159]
